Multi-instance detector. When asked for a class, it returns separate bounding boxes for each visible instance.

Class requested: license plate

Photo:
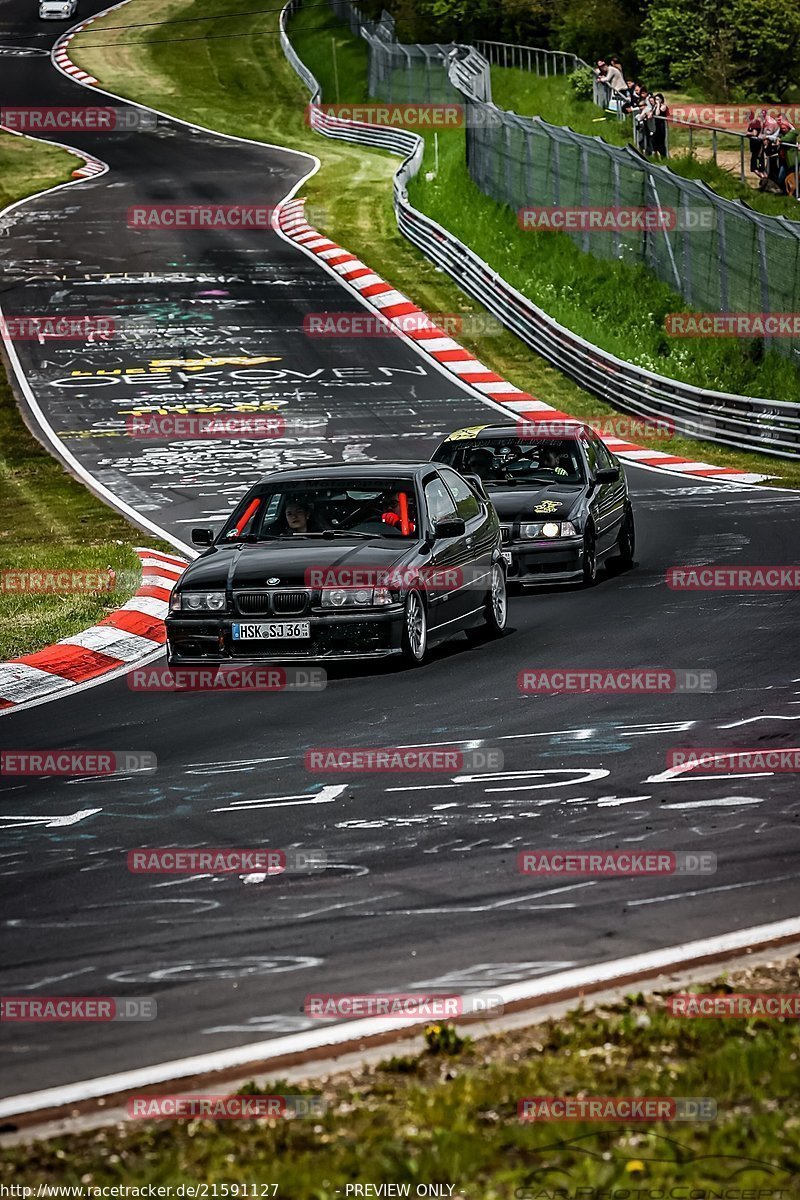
[232,621,310,640]
[501,551,512,565]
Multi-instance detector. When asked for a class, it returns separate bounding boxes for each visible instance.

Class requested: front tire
[610,503,636,571]
[467,561,508,643]
[401,590,428,665]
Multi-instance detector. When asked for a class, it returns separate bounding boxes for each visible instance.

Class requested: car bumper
[501,536,584,584]
[165,607,406,664]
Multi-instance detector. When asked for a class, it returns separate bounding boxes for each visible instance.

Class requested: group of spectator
[594,59,670,157]
[746,109,798,193]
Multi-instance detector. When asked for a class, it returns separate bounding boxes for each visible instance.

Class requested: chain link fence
[361,28,800,360]
[280,0,800,454]
[328,0,394,40]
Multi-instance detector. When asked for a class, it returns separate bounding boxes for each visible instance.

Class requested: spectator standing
[746,110,765,176]
[634,88,654,155]
[650,93,670,157]
[762,111,782,184]
[604,57,627,106]
[621,82,641,114]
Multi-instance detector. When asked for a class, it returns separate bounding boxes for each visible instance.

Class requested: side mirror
[595,467,620,483]
[191,527,214,546]
[462,473,488,500]
[433,517,466,539]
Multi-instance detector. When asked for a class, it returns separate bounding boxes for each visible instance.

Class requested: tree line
[357,0,800,100]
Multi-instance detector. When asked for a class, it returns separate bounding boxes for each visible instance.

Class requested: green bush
[568,64,595,100]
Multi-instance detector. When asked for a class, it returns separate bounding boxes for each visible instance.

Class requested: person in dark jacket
[650,94,670,157]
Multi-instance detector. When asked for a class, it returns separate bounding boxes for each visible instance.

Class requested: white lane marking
[2,967,94,991]
[659,797,765,809]
[386,783,459,792]
[474,768,610,791]
[386,881,596,914]
[0,809,101,830]
[6,915,800,1119]
[185,756,292,775]
[720,714,800,727]
[597,795,651,807]
[211,784,347,812]
[628,871,797,906]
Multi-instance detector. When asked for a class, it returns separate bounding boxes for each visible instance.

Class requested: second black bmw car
[431,422,635,586]
[166,462,507,667]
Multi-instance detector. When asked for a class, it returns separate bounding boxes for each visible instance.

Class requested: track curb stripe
[0,549,187,712]
[276,197,767,485]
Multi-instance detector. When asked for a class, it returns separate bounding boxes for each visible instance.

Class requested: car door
[438,466,494,619]
[581,434,615,554]
[590,434,627,551]
[422,473,470,633]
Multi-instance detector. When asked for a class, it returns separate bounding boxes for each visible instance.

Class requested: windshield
[435,437,585,485]
[219,479,420,542]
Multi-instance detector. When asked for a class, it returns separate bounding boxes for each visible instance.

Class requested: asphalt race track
[1,0,800,1104]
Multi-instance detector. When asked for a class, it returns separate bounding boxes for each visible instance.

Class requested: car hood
[486,482,583,522]
[180,539,419,589]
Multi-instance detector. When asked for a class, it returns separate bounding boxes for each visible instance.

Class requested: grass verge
[0,135,176,661]
[68,0,800,486]
[3,955,799,1194]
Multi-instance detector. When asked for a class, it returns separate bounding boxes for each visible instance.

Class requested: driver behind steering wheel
[380,489,416,535]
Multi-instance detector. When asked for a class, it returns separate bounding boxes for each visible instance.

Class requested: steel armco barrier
[280,0,800,459]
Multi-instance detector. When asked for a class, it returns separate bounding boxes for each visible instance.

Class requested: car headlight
[518,521,578,539]
[320,587,391,608]
[170,591,226,612]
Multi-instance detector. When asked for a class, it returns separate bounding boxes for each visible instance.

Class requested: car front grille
[272,590,310,615]
[235,590,310,616]
[235,592,271,616]
[499,525,512,544]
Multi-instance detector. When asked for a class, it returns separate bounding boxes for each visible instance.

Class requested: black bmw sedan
[166,462,507,667]
[431,422,635,586]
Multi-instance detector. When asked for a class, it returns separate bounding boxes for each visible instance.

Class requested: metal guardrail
[279,0,800,459]
[475,40,587,77]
